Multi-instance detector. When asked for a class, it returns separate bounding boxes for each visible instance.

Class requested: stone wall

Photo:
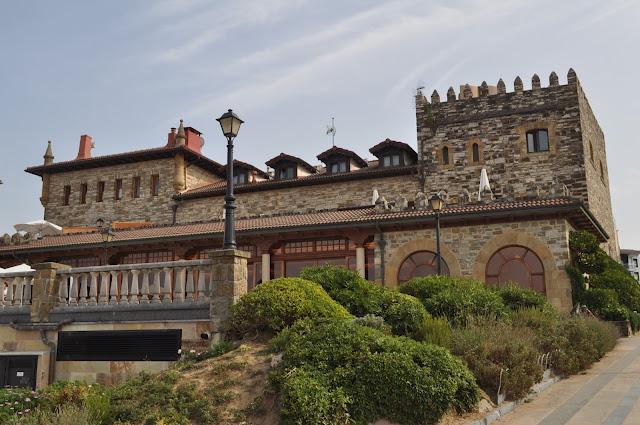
[44,159,177,227]
[417,74,587,203]
[379,217,574,311]
[576,83,619,258]
[176,174,421,223]
[185,163,221,191]
[416,71,617,256]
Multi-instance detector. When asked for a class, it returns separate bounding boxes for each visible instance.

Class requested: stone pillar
[356,246,366,278]
[31,263,71,323]
[209,249,250,342]
[261,253,271,282]
[174,152,186,192]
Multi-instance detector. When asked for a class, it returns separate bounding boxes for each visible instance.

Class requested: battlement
[417,69,579,107]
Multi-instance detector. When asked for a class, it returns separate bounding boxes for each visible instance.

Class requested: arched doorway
[398,250,450,283]
[485,245,545,293]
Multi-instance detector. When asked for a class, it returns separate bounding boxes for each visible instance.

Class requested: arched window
[485,245,545,293]
[442,147,449,165]
[398,251,450,283]
[472,143,480,163]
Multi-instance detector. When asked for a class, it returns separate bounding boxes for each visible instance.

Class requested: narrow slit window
[442,147,449,165]
[132,176,141,199]
[63,185,71,206]
[472,143,480,162]
[80,183,88,204]
[150,174,160,196]
[115,179,123,201]
[97,181,105,202]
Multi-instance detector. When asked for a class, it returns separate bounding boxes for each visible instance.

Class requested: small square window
[382,154,401,167]
[526,129,550,153]
[278,167,295,179]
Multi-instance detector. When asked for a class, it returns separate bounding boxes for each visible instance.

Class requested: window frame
[114,178,123,201]
[63,185,71,206]
[132,176,141,199]
[441,147,449,165]
[277,166,296,180]
[96,181,105,203]
[329,161,348,174]
[150,174,160,196]
[233,172,247,185]
[80,183,88,204]
[526,129,550,153]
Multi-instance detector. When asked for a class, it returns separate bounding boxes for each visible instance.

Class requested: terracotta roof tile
[0,197,600,255]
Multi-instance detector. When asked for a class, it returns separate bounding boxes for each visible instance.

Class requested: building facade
[621,249,640,282]
[0,69,620,387]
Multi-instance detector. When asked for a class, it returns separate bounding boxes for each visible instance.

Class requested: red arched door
[398,251,450,283]
[485,245,545,293]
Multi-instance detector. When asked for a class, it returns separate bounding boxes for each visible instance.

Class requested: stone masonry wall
[44,158,177,227]
[176,174,421,223]
[417,73,588,204]
[185,163,221,191]
[576,83,619,258]
[379,217,574,310]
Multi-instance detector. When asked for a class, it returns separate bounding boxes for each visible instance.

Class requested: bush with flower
[0,386,39,421]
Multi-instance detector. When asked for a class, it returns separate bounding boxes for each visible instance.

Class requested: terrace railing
[0,271,34,309]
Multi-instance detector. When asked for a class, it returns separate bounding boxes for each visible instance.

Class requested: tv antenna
[326,117,336,147]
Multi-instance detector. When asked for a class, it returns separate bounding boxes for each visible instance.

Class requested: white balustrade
[0,272,34,308]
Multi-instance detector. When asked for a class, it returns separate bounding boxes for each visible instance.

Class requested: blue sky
[1,0,639,248]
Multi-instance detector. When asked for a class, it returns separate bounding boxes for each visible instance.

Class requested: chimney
[166,127,177,146]
[76,135,93,160]
[185,127,204,154]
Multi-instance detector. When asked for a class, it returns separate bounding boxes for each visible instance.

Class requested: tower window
[96,181,105,202]
[330,162,347,173]
[80,183,87,204]
[63,185,71,206]
[441,147,449,165]
[132,176,141,199]
[115,179,123,201]
[233,172,247,184]
[526,129,550,153]
[472,143,480,163]
[150,174,160,196]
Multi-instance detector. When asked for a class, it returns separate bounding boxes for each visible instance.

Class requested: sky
[0,0,639,248]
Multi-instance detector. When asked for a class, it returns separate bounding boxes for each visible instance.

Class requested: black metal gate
[0,355,38,390]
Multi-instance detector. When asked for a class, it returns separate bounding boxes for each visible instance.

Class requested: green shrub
[5,405,98,425]
[590,266,640,313]
[569,231,607,274]
[552,316,618,375]
[272,318,479,425]
[301,266,428,336]
[413,316,452,347]
[494,283,549,311]
[630,310,640,333]
[352,314,391,334]
[230,277,351,335]
[582,288,630,321]
[280,369,351,425]
[0,387,39,422]
[401,276,507,326]
[449,320,542,400]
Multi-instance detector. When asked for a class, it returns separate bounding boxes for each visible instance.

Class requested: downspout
[376,224,386,286]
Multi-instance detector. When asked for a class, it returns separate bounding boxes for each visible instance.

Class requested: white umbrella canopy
[14,220,63,237]
[0,264,34,276]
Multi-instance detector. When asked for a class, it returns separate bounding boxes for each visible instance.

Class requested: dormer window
[382,154,401,167]
[278,167,296,180]
[330,161,347,173]
[233,172,247,185]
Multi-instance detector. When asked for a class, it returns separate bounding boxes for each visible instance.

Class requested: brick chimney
[185,127,203,154]
[76,135,93,160]
[166,127,177,147]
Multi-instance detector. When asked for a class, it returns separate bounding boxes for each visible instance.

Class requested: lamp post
[96,218,115,265]
[216,109,244,250]
[429,193,446,275]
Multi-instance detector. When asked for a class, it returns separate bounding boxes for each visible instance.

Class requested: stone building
[0,69,618,388]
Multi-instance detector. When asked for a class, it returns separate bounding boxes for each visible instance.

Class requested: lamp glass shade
[216,109,244,139]
[429,194,445,211]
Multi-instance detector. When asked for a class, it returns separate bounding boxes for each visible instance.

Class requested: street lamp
[216,109,244,250]
[96,218,115,265]
[429,192,446,275]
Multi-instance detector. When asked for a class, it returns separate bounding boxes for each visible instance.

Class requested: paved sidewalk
[496,335,640,425]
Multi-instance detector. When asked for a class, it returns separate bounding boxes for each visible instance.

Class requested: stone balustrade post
[129,270,140,304]
[30,262,71,323]
[261,253,271,283]
[356,245,366,278]
[208,249,250,342]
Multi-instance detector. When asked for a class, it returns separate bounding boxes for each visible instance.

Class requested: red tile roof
[176,164,417,199]
[0,197,605,255]
[317,146,368,168]
[26,145,225,178]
